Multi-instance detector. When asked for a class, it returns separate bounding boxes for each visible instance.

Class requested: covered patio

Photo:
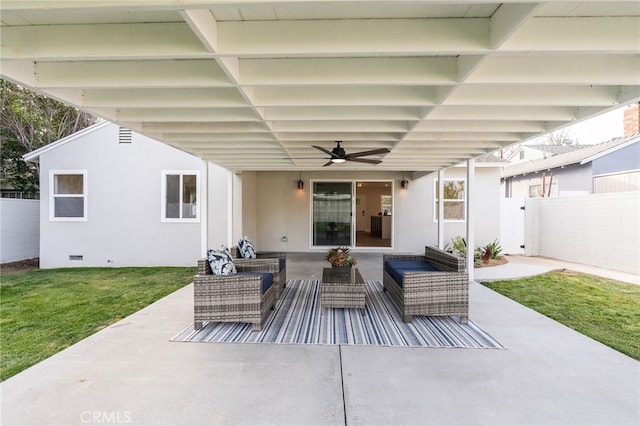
[1,254,638,425]
[2,2,639,268]
[1,2,639,424]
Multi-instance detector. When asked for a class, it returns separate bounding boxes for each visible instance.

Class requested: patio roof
[1,1,639,174]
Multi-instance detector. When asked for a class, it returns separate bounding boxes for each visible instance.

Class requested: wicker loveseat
[230,246,287,299]
[193,259,276,331]
[383,246,469,324]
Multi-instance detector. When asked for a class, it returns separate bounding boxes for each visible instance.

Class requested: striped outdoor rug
[172,280,504,348]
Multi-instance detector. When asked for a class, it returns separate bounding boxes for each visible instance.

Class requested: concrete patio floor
[1,253,638,426]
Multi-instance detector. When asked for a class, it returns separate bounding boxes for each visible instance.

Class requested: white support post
[200,159,209,257]
[437,169,445,249]
[228,171,235,247]
[466,159,475,281]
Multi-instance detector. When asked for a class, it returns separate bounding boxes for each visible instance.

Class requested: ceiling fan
[298,141,391,167]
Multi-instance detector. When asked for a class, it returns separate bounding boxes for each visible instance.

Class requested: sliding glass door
[312,181,352,246]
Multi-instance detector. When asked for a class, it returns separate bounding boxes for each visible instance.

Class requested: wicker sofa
[193,259,276,331]
[230,246,287,299]
[383,246,469,324]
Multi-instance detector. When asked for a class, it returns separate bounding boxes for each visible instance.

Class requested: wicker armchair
[230,246,287,299]
[383,246,469,324]
[193,259,276,331]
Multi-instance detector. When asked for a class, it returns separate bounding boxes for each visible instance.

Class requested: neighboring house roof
[475,152,510,166]
[501,134,640,178]
[522,144,584,155]
[23,121,110,163]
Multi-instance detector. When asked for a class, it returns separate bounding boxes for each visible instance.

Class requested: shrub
[446,237,502,261]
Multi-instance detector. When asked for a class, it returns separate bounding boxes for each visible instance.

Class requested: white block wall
[0,199,40,263]
[525,192,640,275]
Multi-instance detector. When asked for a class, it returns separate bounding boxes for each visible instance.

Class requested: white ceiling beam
[180,9,219,53]
[81,88,248,108]
[32,60,231,89]
[176,142,286,150]
[240,57,457,86]
[616,86,640,105]
[398,140,503,148]
[1,23,208,60]
[391,148,490,155]
[162,133,276,142]
[0,61,36,86]
[263,106,421,121]
[403,132,520,142]
[253,87,437,106]
[468,55,640,85]
[445,85,620,106]
[415,120,547,132]
[218,18,490,55]
[115,107,261,122]
[502,17,640,53]
[274,133,403,142]
[6,1,628,12]
[490,2,541,48]
[270,120,411,133]
[142,122,270,133]
[429,106,578,121]
[282,140,394,148]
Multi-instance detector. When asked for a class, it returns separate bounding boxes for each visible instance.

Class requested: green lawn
[0,267,195,381]
[482,270,640,360]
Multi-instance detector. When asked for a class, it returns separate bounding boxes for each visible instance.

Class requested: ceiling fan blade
[311,145,335,157]
[322,160,334,167]
[284,157,330,159]
[347,148,391,158]
[346,157,383,165]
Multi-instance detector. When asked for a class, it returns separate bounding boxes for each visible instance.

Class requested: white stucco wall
[38,123,230,268]
[0,199,40,263]
[238,167,501,254]
[525,192,640,275]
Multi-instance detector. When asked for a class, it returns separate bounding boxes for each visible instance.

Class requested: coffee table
[321,267,366,310]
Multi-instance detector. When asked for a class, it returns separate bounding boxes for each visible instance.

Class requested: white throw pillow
[207,249,237,275]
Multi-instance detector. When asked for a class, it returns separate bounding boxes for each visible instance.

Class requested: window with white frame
[50,171,87,221]
[434,179,466,222]
[161,171,200,222]
[528,182,558,198]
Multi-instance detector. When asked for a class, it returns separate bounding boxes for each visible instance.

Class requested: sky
[567,107,625,145]
[532,106,626,146]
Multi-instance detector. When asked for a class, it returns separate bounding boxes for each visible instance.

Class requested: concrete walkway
[475,255,640,285]
[1,255,638,425]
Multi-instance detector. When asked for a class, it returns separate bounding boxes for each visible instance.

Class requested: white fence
[0,199,40,263]
[512,192,639,275]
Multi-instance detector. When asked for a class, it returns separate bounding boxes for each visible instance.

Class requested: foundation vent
[119,127,132,144]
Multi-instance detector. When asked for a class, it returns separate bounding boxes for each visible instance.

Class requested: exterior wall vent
[69,255,83,261]
[119,127,132,144]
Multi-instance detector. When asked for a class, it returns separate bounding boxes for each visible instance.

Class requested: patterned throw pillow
[219,244,232,258]
[207,249,237,275]
[238,236,257,259]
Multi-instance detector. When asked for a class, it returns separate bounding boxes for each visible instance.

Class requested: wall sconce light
[401,173,409,190]
[297,172,304,190]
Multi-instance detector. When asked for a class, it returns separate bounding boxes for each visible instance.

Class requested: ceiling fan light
[331,158,346,163]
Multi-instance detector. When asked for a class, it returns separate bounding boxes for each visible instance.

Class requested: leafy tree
[1,79,97,195]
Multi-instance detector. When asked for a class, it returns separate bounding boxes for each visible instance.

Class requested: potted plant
[326,247,357,268]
